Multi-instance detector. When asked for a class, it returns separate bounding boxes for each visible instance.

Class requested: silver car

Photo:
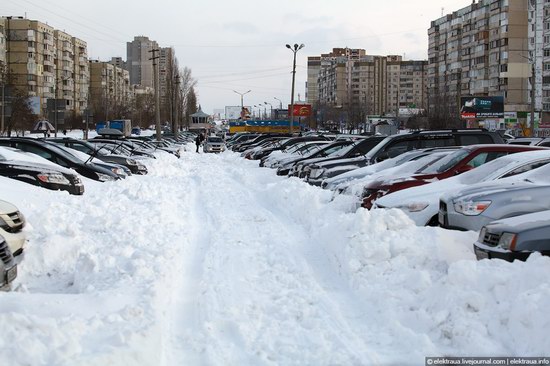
[439,158,550,231]
[203,136,226,153]
[474,209,550,261]
[0,234,17,290]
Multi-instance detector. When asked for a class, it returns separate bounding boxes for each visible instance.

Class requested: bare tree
[184,86,198,130]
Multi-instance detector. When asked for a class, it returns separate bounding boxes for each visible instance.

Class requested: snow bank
[0,146,548,365]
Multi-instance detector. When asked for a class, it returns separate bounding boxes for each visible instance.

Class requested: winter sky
[5,0,470,113]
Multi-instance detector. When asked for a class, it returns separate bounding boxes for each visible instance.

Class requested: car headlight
[395,202,429,212]
[37,173,70,185]
[498,232,517,250]
[454,200,491,216]
[111,167,125,176]
[478,227,487,242]
[97,172,116,182]
[125,158,138,166]
[310,168,326,179]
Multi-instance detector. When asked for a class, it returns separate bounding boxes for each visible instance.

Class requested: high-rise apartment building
[1,16,89,125]
[89,60,130,121]
[126,36,158,88]
[428,0,531,121]
[310,48,427,119]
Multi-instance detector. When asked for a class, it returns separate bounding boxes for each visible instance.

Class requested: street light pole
[286,43,304,134]
[274,97,283,109]
[264,102,273,119]
[233,89,251,117]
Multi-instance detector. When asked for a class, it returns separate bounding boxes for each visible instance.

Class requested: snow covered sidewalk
[1,149,549,365]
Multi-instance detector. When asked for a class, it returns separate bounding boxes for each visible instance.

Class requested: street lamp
[233,89,251,118]
[286,43,304,134]
[274,97,283,109]
[264,102,273,120]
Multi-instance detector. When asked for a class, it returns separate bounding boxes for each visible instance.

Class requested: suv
[0,234,17,290]
[0,199,26,256]
[203,136,226,153]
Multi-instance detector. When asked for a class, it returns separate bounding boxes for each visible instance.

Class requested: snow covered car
[0,234,17,290]
[361,144,546,209]
[0,146,84,195]
[203,136,226,153]
[474,210,550,261]
[374,150,550,226]
[0,199,26,256]
[439,159,550,231]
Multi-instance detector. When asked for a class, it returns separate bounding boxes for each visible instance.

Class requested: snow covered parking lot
[1,147,550,365]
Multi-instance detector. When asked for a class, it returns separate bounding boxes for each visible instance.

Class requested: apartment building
[1,17,90,126]
[89,60,130,121]
[126,36,158,88]
[311,48,427,118]
[428,0,531,122]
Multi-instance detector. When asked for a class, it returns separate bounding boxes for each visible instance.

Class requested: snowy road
[2,147,550,365]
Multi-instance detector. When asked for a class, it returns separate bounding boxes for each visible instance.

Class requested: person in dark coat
[195,134,201,153]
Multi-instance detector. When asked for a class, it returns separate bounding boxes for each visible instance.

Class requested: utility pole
[149,48,161,141]
[286,43,305,134]
[530,62,535,136]
[174,74,181,134]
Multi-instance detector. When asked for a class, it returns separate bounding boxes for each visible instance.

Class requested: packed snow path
[1,148,550,365]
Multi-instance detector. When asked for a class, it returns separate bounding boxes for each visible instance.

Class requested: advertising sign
[225,106,251,120]
[460,96,504,119]
[288,104,312,117]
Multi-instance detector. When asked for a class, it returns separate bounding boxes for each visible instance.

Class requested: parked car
[361,144,547,209]
[255,135,332,163]
[474,210,550,261]
[294,136,386,180]
[266,141,331,168]
[87,139,156,159]
[0,234,17,290]
[374,150,550,226]
[0,146,84,195]
[507,137,543,146]
[0,138,120,182]
[0,199,26,256]
[276,140,354,176]
[439,159,550,231]
[305,129,504,186]
[48,138,148,175]
[203,136,227,153]
[330,149,458,197]
[55,145,130,179]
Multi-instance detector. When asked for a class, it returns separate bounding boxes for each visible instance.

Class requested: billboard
[460,96,504,119]
[288,104,312,117]
[225,106,251,120]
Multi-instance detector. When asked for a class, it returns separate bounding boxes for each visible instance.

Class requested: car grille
[0,238,13,264]
[482,232,500,247]
[0,211,24,233]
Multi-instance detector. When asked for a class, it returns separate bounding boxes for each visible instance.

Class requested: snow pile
[0,146,548,365]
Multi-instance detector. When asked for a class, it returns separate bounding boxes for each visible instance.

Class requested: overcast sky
[6,0,470,115]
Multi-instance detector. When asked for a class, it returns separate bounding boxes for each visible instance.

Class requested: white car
[0,199,26,256]
[374,150,550,226]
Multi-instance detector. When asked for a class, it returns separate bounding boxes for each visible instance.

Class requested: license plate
[6,265,17,284]
[475,247,489,260]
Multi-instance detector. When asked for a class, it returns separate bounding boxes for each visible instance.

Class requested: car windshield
[458,157,518,185]
[418,148,471,174]
[208,137,223,143]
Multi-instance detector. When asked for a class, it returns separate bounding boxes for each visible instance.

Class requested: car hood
[1,159,75,176]
[486,209,550,233]
[314,156,366,168]
[442,180,538,203]
[0,199,18,213]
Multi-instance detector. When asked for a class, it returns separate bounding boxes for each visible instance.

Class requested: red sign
[288,104,312,117]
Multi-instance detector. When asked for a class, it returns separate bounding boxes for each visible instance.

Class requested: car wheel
[426,215,439,227]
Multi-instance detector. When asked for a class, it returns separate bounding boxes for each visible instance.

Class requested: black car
[0,138,120,182]
[47,138,148,175]
[0,146,84,195]
[88,138,156,159]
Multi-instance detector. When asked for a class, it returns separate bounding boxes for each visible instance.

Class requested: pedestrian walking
[195,133,201,153]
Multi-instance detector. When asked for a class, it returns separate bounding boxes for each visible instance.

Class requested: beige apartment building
[310,48,427,120]
[1,16,89,126]
[89,60,130,122]
[428,0,531,122]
